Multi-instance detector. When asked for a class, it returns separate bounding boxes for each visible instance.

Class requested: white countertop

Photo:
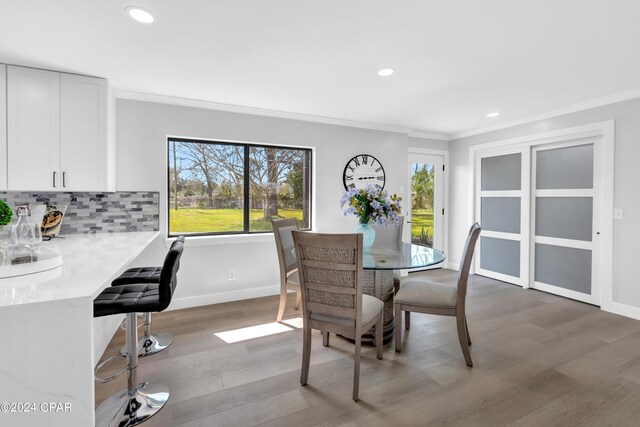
[0,231,158,307]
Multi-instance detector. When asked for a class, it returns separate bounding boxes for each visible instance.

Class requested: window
[168,137,312,236]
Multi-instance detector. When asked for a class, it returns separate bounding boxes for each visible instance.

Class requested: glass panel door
[530,138,600,305]
[407,154,444,250]
[475,147,530,286]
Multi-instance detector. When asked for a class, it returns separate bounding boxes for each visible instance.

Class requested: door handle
[53,171,57,188]
[63,172,67,188]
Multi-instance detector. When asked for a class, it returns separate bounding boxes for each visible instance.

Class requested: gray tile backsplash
[0,192,159,234]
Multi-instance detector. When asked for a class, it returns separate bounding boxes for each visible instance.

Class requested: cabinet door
[0,65,6,190]
[60,73,109,191]
[7,66,61,191]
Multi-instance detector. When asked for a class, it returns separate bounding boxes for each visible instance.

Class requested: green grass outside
[170,207,432,239]
[169,208,303,233]
[411,209,434,243]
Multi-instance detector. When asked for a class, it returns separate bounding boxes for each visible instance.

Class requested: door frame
[467,121,614,311]
[407,148,449,268]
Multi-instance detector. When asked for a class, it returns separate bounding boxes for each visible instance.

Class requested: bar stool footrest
[94,353,128,384]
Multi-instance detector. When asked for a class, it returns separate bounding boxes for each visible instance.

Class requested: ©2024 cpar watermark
[1,402,72,414]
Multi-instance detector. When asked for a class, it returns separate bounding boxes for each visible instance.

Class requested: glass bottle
[11,206,36,264]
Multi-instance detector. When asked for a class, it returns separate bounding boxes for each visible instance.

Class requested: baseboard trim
[609,302,640,321]
[167,285,281,311]
[446,261,460,271]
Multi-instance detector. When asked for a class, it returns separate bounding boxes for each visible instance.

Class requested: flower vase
[353,222,375,252]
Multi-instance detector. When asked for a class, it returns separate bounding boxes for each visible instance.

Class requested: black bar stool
[93,239,183,427]
[111,236,185,357]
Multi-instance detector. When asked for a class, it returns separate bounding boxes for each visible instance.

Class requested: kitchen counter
[0,231,159,427]
[0,231,158,307]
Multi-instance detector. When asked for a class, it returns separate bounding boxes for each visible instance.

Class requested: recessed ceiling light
[486,112,500,118]
[126,6,154,24]
[377,68,396,77]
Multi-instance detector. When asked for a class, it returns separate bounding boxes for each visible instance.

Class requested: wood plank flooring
[95,270,640,426]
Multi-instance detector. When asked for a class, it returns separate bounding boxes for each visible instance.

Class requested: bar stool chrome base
[120,332,174,357]
[95,381,169,427]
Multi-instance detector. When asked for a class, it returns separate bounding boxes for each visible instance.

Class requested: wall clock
[343,154,386,191]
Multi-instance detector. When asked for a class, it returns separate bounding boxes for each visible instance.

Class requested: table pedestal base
[362,269,395,344]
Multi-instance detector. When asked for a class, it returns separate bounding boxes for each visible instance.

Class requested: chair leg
[294,292,302,310]
[300,324,312,386]
[456,314,473,367]
[375,315,383,360]
[276,285,288,322]
[405,310,411,330]
[465,316,472,346]
[394,303,402,353]
[353,334,361,401]
[322,330,330,347]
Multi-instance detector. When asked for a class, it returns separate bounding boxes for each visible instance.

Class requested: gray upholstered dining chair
[371,216,404,294]
[394,223,481,367]
[292,231,384,401]
[272,218,302,322]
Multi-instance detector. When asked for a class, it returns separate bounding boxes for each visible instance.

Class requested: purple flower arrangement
[340,184,402,226]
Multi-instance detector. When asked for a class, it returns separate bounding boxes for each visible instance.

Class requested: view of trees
[411,163,434,210]
[411,162,435,247]
[169,139,310,234]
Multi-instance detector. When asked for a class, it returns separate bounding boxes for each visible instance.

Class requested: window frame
[167,136,313,238]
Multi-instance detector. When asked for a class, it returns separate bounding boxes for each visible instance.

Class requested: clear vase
[353,222,376,252]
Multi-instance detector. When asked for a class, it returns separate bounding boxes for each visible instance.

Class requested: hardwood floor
[95,270,640,426]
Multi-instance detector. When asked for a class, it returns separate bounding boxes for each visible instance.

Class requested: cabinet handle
[63,172,67,188]
[53,171,57,188]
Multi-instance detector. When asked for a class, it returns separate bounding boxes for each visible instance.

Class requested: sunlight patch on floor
[281,317,304,329]
[215,321,295,344]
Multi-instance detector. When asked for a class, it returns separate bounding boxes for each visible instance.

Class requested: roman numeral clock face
[343,154,386,191]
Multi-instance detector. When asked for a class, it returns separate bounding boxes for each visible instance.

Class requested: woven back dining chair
[371,216,404,293]
[272,218,301,322]
[292,231,384,401]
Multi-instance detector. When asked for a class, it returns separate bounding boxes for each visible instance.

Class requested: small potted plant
[340,184,402,251]
[0,200,12,226]
[0,200,13,265]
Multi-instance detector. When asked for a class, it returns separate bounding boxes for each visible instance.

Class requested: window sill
[164,233,275,248]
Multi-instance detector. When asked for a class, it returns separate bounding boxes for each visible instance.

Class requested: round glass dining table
[364,243,446,270]
[361,243,446,342]
[291,243,446,342]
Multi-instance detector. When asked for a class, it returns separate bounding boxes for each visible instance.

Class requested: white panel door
[475,146,530,286]
[60,73,109,191]
[530,137,602,305]
[7,66,61,191]
[0,64,7,190]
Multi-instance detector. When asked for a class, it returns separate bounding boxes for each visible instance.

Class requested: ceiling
[1,0,640,139]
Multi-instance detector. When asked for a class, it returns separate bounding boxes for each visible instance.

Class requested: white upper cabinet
[6,65,114,192]
[60,73,109,191]
[7,66,60,191]
[0,65,6,190]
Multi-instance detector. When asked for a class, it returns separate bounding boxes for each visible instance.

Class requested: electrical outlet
[228,270,236,281]
[613,208,624,220]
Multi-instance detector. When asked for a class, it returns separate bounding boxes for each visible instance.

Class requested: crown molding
[407,130,451,141]
[115,89,427,136]
[451,87,640,140]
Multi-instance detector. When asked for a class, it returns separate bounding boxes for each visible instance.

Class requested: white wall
[449,97,640,312]
[408,136,449,151]
[116,99,411,308]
